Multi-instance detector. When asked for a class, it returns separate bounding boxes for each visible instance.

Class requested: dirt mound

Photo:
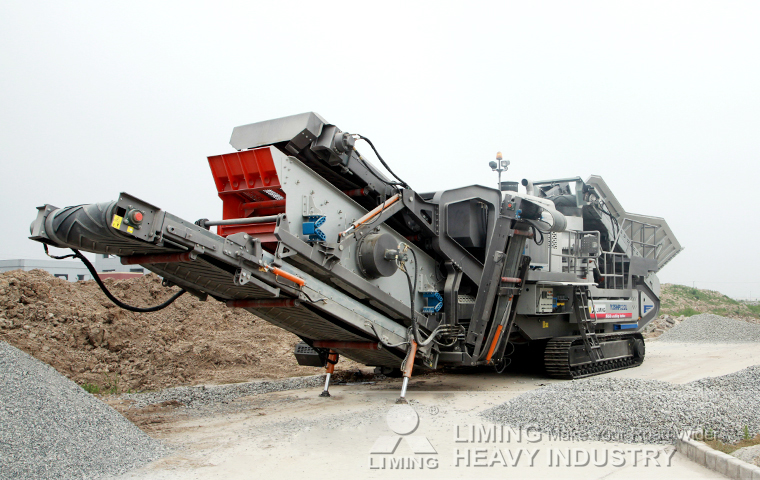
[660,284,760,319]
[0,269,361,392]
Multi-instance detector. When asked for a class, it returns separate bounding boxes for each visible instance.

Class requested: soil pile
[0,269,360,392]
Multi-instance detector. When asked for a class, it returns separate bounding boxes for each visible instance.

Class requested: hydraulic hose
[44,245,186,312]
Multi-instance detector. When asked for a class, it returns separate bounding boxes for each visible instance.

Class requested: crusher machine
[30,112,682,401]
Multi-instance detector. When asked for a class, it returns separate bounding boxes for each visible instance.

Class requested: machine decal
[591,312,633,319]
[111,215,122,229]
[590,303,632,319]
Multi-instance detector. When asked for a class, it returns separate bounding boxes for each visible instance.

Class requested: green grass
[660,284,760,319]
[693,426,760,454]
[666,285,740,306]
[102,373,119,395]
[81,383,100,394]
[80,374,121,395]
[670,306,700,317]
[704,434,760,454]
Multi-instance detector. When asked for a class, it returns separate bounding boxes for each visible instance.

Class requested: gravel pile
[657,313,760,343]
[642,314,686,339]
[483,365,760,444]
[733,444,760,467]
[122,374,325,409]
[0,342,167,480]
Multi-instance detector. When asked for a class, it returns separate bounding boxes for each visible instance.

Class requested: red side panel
[207,147,285,240]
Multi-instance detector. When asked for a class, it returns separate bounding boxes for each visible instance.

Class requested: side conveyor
[30,196,408,367]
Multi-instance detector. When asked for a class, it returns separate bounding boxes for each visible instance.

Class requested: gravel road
[121,374,325,409]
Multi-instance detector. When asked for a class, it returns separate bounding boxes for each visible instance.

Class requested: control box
[538,287,554,313]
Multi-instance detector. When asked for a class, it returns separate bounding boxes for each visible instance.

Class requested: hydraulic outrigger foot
[320,350,339,397]
[396,340,417,404]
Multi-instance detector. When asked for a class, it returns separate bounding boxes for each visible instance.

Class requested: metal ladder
[573,286,604,363]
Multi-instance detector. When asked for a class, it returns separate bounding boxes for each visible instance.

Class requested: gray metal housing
[29,112,682,378]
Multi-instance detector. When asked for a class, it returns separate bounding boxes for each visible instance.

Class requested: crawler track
[544,333,645,379]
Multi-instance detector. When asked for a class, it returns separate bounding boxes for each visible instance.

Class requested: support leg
[396,340,417,404]
[320,350,339,397]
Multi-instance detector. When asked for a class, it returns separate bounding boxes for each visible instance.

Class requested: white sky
[1,1,758,298]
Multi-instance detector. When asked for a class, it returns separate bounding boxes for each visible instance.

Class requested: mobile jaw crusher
[30,112,682,400]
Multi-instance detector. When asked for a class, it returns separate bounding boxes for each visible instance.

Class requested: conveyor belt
[145,259,275,300]
[37,201,405,367]
[153,259,404,366]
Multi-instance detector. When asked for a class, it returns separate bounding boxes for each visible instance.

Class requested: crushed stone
[483,365,760,444]
[0,342,167,480]
[657,313,760,343]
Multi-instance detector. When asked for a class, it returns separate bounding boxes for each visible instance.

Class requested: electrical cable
[495,337,516,373]
[599,199,619,239]
[433,335,459,348]
[398,244,465,348]
[43,244,77,260]
[356,155,404,190]
[531,225,544,246]
[495,354,512,374]
[44,245,186,312]
[353,135,410,189]
[400,244,424,345]
[369,323,410,348]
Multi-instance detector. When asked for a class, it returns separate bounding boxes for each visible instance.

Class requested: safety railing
[610,218,661,261]
[600,251,628,290]
[549,230,601,279]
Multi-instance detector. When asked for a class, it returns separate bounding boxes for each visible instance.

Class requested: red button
[134,211,143,222]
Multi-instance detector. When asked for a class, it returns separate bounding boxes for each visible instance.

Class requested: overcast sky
[1,1,758,298]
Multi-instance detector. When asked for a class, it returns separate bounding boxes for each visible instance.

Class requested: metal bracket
[232,267,281,297]
[302,194,323,217]
[317,242,342,269]
[164,222,219,252]
[400,190,439,236]
[233,268,254,286]
[275,243,298,260]
[275,226,428,324]
[497,286,519,297]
